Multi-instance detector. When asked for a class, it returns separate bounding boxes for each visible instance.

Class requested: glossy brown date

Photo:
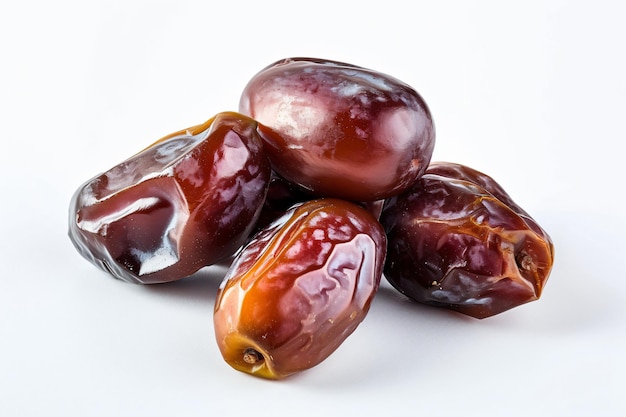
[68,112,271,284]
[239,57,436,202]
[380,162,554,319]
[213,198,387,379]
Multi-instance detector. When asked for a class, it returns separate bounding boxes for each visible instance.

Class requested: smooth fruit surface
[239,57,435,201]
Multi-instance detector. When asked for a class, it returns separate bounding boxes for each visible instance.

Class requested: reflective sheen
[214,199,387,379]
[239,57,436,201]
[68,112,271,284]
[381,162,555,319]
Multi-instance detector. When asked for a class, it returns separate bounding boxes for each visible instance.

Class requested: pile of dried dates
[68,57,555,380]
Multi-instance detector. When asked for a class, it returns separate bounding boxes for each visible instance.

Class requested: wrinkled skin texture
[381,162,554,319]
[68,112,271,284]
[214,199,387,379]
[239,57,435,201]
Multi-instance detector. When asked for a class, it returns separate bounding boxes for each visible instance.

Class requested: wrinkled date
[67,56,557,381]
[213,198,387,379]
[381,162,554,319]
[68,112,271,284]
[239,57,435,201]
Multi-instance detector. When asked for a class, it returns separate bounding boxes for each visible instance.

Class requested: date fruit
[213,198,387,379]
[68,112,271,284]
[381,162,554,319]
[239,57,435,201]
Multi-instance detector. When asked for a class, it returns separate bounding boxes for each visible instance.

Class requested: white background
[1,0,624,415]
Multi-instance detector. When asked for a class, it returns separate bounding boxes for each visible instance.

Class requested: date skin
[252,171,316,232]
[381,162,554,319]
[68,112,271,284]
[239,57,435,201]
[253,171,386,234]
[213,198,387,379]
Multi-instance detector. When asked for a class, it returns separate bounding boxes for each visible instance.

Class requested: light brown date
[213,198,387,379]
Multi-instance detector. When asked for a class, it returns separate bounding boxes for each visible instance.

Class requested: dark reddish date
[239,57,435,202]
[213,198,387,379]
[381,162,554,319]
[68,112,271,284]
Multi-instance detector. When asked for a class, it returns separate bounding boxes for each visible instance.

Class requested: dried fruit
[214,198,387,379]
[67,57,557,381]
[68,112,271,284]
[380,162,554,319]
[239,57,435,201]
